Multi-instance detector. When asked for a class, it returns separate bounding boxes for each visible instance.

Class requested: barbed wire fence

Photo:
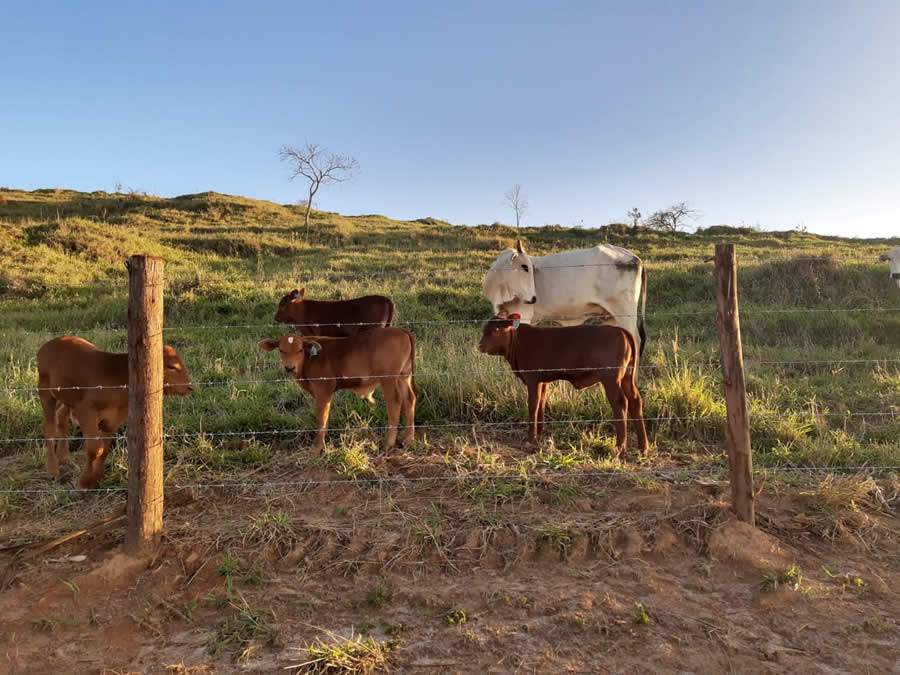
[1,250,898,553]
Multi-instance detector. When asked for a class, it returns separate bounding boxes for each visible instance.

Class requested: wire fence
[1,411,896,446]
[2,357,898,394]
[2,464,899,496]
[1,283,898,503]
[2,304,899,336]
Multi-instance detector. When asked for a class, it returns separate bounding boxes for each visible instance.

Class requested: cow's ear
[305,339,322,357]
[258,339,279,352]
[298,287,306,299]
[515,239,525,255]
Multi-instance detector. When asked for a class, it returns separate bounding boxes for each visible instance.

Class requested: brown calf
[274,287,395,337]
[478,316,648,454]
[37,336,193,489]
[258,327,416,452]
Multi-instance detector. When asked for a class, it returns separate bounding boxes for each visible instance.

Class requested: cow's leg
[311,391,333,453]
[602,380,628,455]
[623,377,649,455]
[537,382,549,436]
[54,402,73,470]
[78,410,107,490]
[526,380,541,445]
[39,386,61,478]
[382,380,402,451]
[400,376,416,447]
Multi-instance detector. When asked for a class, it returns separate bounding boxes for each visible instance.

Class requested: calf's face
[258,334,321,374]
[163,345,194,395]
[274,287,306,324]
[478,317,515,355]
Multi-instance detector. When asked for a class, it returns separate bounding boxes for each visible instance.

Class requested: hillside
[1,188,898,672]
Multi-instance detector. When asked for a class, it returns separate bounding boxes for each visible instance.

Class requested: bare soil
[1,445,898,674]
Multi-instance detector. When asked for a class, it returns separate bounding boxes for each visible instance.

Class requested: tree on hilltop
[646,202,699,232]
[279,143,358,230]
[505,184,528,230]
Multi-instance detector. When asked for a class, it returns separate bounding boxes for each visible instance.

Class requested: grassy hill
[1,187,898,507]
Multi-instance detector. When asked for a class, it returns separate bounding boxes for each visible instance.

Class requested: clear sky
[2,1,898,236]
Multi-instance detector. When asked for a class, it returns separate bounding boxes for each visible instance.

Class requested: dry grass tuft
[287,631,392,673]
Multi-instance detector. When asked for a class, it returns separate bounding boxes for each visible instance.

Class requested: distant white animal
[880,247,900,288]
[482,240,647,355]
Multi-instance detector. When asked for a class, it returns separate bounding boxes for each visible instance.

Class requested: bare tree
[279,143,358,230]
[646,202,699,232]
[627,207,642,232]
[505,184,528,230]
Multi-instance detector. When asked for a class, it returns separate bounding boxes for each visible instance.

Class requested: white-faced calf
[37,336,193,489]
[259,327,416,452]
[478,316,649,455]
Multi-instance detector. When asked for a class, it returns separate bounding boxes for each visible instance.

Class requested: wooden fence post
[713,244,755,525]
[125,255,165,555]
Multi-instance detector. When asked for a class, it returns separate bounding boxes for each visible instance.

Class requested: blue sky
[2,1,898,236]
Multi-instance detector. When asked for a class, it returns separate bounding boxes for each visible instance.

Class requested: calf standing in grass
[259,327,416,452]
[478,315,648,455]
[37,336,194,489]
[274,287,395,337]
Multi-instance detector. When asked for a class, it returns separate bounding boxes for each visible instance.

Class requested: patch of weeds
[633,602,652,626]
[823,567,866,592]
[548,481,583,507]
[800,474,882,513]
[761,564,803,592]
[217,552,266,591]
[192,436,272,472]
[60,579,80,605]
[536,523,574,558]
[469,477,530,507]
[334,505,349,517]
[241,508,300,557]
[366,582,393,608]
[31,617,79,632]
[208,594,280,664]
[326,443,376,479]
[445,608,468,626]
[288,632,391,673]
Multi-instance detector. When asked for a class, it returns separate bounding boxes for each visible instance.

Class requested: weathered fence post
[125,255,165,555]
[713,244,755,525]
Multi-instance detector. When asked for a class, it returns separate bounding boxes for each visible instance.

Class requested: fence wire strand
[1,464,898,496]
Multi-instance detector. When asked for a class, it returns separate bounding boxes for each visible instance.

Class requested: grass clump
[208,594,280,664]
[326,442,376,479]
[240,508,301,557]
[536,523,574,558]
[445,608,468,626]
[288,632,392,673]
[632,602,652,626]
[760,564,803,592]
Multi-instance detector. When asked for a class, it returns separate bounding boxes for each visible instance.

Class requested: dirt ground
[1,444,898,674]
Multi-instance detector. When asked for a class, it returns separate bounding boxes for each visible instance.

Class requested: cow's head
[482,239,538,315]
[258,334,322,375]
[162,345,194,395]
[881,248,900,288]
[478,314,519,356]
[274,287,306,324]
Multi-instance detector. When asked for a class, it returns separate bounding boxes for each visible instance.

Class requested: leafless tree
[627,207,641,231]
[646,202,699,232]
[505,184,528,230]
[279,143,358,230]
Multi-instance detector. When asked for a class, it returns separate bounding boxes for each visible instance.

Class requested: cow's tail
[637,264,647,358]
[407,330,418,396]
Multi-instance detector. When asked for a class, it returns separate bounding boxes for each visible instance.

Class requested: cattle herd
[34,241,900,489]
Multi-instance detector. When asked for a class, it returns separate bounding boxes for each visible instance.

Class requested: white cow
[483,240,647,355]
[880,247,900,288]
